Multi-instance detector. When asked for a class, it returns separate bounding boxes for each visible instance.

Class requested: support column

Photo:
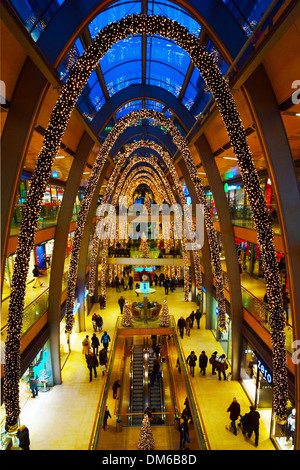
[77,160,112,332]
[244,65,300,448]
[1,58,47,282]
[177,158,214,330]
[193,135,244,379]
[47,132,95,384]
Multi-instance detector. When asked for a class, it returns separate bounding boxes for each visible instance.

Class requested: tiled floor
[14,282,276,451]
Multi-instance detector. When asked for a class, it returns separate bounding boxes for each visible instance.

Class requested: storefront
[2,249,37,300]
[240,336,295,450]
[1,339,54,449]
[209,296,232,364]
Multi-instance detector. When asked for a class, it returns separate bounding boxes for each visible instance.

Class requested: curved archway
[4,14,287,430]
[92,150,191,302]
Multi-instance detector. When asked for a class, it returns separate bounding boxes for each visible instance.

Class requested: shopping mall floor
[15,284,276,451]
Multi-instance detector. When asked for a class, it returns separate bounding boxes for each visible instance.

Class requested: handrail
[174,330,210,450]
[144,338,149,411]
[88,316,120,450]
[165,338,180,418]
[115,337,127,419]
[128,338,134,425]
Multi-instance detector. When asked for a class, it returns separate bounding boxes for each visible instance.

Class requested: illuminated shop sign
[224,183,241,192]
[257,358,273,384]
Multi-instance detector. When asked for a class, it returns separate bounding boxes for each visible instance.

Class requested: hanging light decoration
[4,14,287,431]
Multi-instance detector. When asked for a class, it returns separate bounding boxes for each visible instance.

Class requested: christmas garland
[4,14,287,431]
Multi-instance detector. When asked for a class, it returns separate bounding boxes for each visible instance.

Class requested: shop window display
[241,339,295,450]
[20,341,53,399]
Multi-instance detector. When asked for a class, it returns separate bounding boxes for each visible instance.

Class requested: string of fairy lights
[91,146,191,302]
[4,13,288,431]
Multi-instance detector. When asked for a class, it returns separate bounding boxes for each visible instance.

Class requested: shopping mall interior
[1,0,300,453]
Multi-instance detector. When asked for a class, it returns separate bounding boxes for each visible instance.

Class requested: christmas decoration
[4,13,287,430]
[159,299,171,327]
[121,300,133,327]
[137,414,155,450]
[140,232,150,258]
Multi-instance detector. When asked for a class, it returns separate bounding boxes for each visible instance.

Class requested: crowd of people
[82,331,110,381]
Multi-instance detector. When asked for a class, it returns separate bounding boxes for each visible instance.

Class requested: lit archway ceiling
[57,0,230,127]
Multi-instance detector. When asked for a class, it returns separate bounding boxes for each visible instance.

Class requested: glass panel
[100,36,142,74]
[9,0,66,41]
[183,68,211,117]
[148,0,201,36]
[146,61,184,97]
[77,70,106,121]
[147,35,190,74]
[58,38,85,84]
[99,119,115,143]
[88,1,142,39]
[115,100,143,120]
[104,61,142,97]
[222,0,285,38]
[145,100,165,112]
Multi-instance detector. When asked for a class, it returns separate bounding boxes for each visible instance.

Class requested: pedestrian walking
[179,421,189,450]
[32,264,43,288]
[101,331,111,352]
[246,406,260,447]
[189,311,195,328]
[82,335,91,356]
[91,333,100,356]
[99,348,108,375]
[282,292,290,324]
[96,314,103,332]
[99,294,105,309]
[118,296,125,314]
[103,406,111,430]
[227,397,241,436]
[17,425,30,450]
[115,276,121,292]
[186,351,197,377]
[112,379,121,398]
[199,351,208,376]
[215,353,228,381]
[28,375,39,398]
[195,309,202,329]
[92,313,98,331]
[209,351,218,375]
[86,351,98,381]
[177,316,186,339]
[164,278,169,294]
[185,317,191,336]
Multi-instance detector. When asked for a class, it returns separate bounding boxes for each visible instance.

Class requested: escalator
[130,344,145,425]
[148,348,164,419]
[129,337,166,425]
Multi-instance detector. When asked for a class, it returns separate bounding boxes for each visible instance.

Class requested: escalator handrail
[174,330,210,450]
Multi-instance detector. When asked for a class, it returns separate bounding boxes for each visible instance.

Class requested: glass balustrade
[10,203,81,236]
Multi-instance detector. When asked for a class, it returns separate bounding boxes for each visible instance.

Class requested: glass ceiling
[56,0,231,130]
[9,0,279,131]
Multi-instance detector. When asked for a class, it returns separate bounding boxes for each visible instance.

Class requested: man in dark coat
[199,351,208,376]
[118,296,125,314]
[186,351,197,377]
[86,352,98,381]
[246,406,260,447]
[17,425,30,450]
[112,379,121,398]
[177,316,186,339]
[227,397,241,435]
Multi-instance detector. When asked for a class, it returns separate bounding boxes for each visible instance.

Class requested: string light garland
[4,14,287,430]
[94,149,190,301]
[89,139,201,304]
